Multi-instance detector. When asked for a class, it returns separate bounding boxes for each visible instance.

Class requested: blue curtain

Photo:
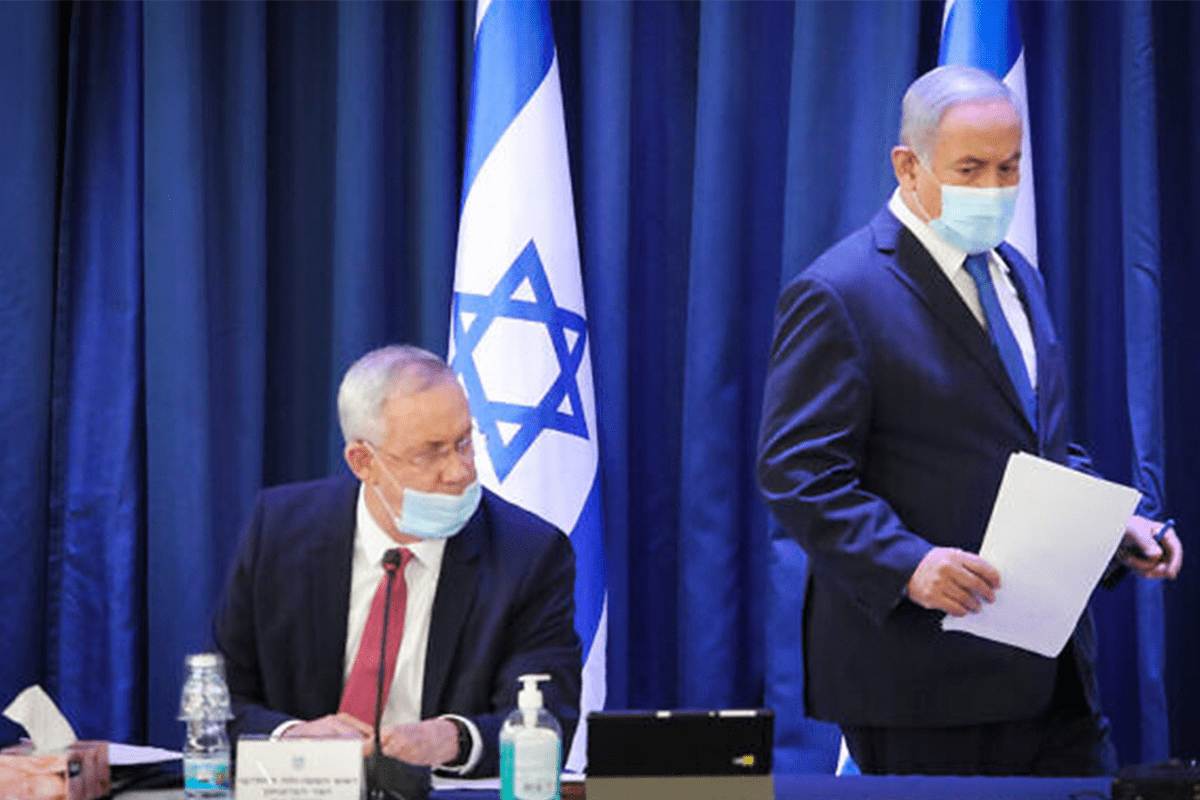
[1152,1,1200,764]
[0,0,63,747]
[1022,0,1199,762]
[1,0,1196,768]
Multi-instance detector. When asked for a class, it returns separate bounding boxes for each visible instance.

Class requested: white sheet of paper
[942,452,1141,657]
[108,742,181,765]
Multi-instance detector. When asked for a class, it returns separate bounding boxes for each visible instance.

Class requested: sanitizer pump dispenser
[500,674,561,800]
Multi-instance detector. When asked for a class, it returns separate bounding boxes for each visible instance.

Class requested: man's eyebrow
[424,427,473,447]
[951,152,1021,166]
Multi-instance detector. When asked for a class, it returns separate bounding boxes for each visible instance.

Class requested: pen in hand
[1121,518,1174,564]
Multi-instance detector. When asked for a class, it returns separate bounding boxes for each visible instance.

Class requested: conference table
[122,773,1113,799]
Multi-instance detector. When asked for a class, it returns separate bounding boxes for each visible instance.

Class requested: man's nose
[440,450,475,485]
[980,165,1017,188]
[979,169,1004,188]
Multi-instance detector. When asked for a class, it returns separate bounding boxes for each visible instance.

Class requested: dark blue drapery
[1,0,1196,768]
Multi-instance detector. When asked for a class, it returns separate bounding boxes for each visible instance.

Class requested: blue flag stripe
[571,475,605,652]
[939,0,1022,77]
[462,0,555,203]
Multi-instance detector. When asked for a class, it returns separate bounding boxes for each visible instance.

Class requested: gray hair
[337,345,458,444]
[900,65,1020,162]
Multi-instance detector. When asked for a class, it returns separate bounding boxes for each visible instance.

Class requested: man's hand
[906,547,1001,617]
[281,713,372,741]
[377,718,460,767]
[1119,515,1183,580]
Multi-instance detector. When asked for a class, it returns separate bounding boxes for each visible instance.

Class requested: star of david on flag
[451,241,589,483]
[450,0,606,773]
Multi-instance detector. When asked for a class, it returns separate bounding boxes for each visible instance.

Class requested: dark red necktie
[339,548,412,725]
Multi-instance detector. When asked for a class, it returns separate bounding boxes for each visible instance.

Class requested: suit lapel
[421,504,483,718]
[307,477,358,710]
[872,208,1033,432]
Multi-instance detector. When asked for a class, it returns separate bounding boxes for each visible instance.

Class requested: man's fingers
[951,569,996,604]
[377,720,458,767]
[958,554,1001,591]
[274,716,369,744]
[1146,563,1171,580]
[1162,530,1183,579]
[949,578,988,613]
[907,548,1003,614]
[941,554,997,604]
[938,589,978,617]
[382,729,428,765]
[380,725,413,760]
[336,712,374,737]
[1121,526,1183,580]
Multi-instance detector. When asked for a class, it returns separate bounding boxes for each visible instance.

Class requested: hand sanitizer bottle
[500,674,561,800]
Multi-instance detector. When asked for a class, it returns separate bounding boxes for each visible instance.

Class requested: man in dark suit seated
[757,65,1182,776]
[212,344,581,777]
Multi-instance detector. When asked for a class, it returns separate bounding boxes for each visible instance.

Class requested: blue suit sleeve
[757,274,934,624]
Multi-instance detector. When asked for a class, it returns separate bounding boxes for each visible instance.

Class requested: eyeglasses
[366,433,477,472]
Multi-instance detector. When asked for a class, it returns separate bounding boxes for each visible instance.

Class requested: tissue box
[0,741,109,800]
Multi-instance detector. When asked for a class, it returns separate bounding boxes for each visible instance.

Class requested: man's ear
[344,441,373,482]
[892,146,919,191]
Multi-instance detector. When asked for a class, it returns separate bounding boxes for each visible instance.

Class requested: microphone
[366,549,430,800]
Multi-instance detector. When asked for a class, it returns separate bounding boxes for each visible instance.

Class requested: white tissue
[3,685,77,753]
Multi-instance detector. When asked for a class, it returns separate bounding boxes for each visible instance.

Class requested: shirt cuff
[436,714,482,775]
[269,719,303,740]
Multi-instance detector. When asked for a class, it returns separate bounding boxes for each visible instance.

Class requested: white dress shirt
[272,485,481,774]
[344,487,447,729]
[888,188,1038,391]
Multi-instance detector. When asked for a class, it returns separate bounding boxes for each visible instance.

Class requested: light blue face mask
[916,159,1019,255]
[371,456,482,540]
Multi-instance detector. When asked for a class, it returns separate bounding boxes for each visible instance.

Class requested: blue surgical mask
[371,457,482,540]
[915,159,1018,255]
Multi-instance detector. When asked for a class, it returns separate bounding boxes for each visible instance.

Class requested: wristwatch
[443,717,472,768]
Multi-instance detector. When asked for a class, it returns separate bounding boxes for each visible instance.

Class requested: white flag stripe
[475,0,494,34]
[1003,50,1038,266]
[455,60,586,315]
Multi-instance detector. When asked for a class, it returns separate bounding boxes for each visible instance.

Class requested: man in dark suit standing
[757,65,1182,776]
[212,344,581,777]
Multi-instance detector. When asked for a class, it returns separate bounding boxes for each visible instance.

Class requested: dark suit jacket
[211,474,582,777]
[758,205,1101,727]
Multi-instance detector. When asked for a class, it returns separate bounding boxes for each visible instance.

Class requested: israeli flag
[940,0,1038,267]
[449,0,605,772]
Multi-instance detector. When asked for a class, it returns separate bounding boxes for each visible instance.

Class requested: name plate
[235,738,363,800]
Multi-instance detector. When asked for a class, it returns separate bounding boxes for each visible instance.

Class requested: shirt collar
[354,483,446,569]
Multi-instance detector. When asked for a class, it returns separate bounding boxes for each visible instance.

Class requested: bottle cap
[186,653,221,669]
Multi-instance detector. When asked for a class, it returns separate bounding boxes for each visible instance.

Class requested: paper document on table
[942,452,1141,657]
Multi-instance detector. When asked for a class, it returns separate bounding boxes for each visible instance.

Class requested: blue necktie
[963,253,1037,430]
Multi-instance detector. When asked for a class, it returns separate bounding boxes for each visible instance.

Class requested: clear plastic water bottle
[178,652,233,799]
